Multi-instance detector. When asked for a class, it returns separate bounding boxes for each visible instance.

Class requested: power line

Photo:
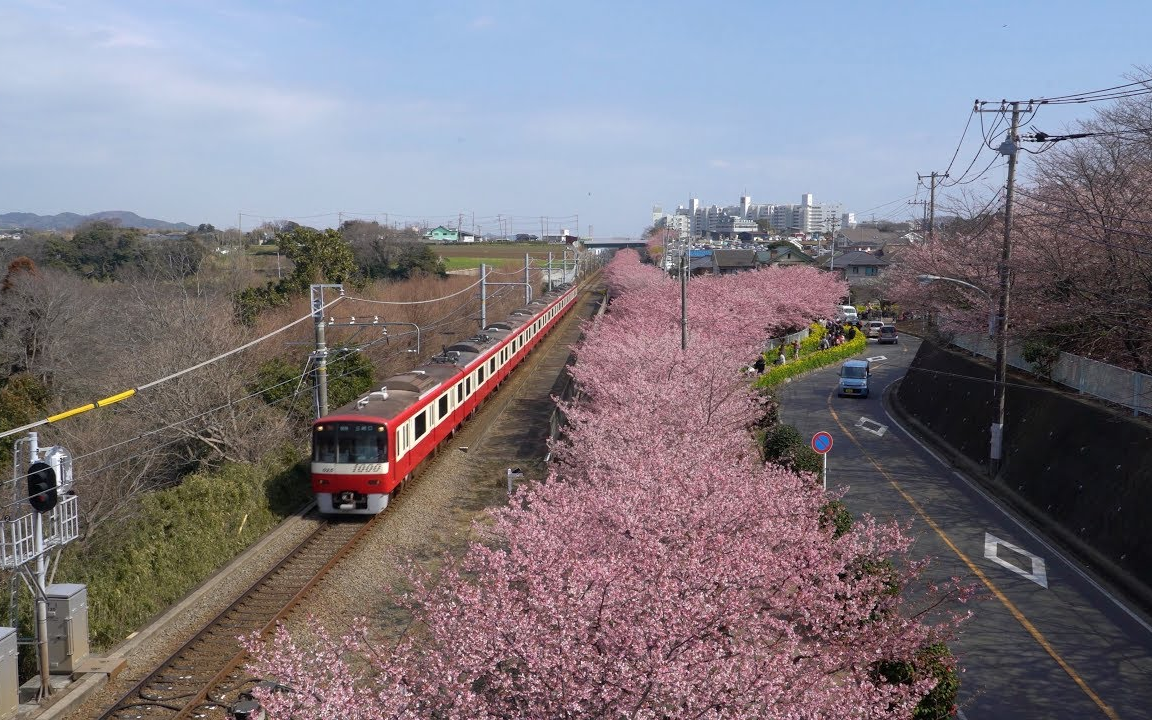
[1030,76,1152,103]
[1021,126,1152,144]
[942,108,977,178]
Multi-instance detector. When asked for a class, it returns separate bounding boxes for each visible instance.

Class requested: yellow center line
[826,396,1119,720]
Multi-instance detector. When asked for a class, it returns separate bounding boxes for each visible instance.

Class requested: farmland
[431,242,575,271]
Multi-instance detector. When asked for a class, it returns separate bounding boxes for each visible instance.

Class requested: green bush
[1022,338,1061,381]
[762,424,803,460]
[55,450,310,649]
[756,331,868,388]
[820,500,853,538]
[761,423,823,478]
[873,642,961,719]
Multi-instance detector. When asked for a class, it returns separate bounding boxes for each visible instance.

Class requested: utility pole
[918,171,948,242]
[976,99,1030,477]
[680,253,688,350]
[908,198,928,233]
[828,217,840,274]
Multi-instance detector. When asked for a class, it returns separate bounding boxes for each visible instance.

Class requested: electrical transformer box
[0,627,17,720]
[46,584,89,674]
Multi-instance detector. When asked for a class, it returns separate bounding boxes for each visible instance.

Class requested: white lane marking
[985,533,1048,588]
[856,416,888,437]
[867,355,888,363]
[884,376,1152,634]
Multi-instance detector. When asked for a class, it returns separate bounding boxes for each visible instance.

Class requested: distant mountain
[0,211,195,232]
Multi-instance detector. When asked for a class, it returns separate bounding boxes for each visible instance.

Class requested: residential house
[711,249,757,274]
[423,226,459,243]
[825,250,890,286]
[756,243,815,267]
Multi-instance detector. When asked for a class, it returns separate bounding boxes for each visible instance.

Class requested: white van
[837,305,858,324]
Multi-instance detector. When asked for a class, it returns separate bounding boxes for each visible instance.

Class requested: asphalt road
[777,335,1152,719]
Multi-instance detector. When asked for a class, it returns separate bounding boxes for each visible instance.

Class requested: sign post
[811,431,833,491]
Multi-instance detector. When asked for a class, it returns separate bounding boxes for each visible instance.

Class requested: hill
[0,210,195,232]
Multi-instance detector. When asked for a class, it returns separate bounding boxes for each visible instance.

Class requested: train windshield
[312,423,388,463]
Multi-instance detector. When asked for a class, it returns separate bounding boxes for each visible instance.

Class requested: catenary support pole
[312,291,329,419]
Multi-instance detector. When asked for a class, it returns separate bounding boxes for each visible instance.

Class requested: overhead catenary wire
[0,295,347,441]
[341,277,482,306]
[29,281,535,508]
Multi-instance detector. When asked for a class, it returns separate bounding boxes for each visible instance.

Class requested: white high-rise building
[655,194,843,238]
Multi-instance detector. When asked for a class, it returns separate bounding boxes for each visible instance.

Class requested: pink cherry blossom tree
[246,250,966,719]
[885,87,1152,372]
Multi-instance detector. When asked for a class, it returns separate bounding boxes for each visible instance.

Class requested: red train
[310,283,579,514]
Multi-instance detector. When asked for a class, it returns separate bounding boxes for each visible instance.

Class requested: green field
[433,242,574,271]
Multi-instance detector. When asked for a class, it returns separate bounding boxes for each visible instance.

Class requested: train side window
[478,366,486,383]
[457,382,464,402]
[466,377,472,395]
[415,410,427,439]
[438,394,449,418]
[489,358,495,373]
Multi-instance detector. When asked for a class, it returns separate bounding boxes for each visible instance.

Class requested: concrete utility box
[46,584,89,674]
[0,627,17,720]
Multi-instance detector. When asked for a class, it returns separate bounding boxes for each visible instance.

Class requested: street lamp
[917,275,995,337]
[917,274,1005,476]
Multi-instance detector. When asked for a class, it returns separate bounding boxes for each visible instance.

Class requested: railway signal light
[27,460,58,513]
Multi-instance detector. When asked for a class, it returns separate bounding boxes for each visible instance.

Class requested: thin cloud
[0,7,341,135]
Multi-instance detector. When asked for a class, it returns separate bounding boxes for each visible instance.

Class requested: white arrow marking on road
[856,416,888,437]
[866,355,887,363]
[984,532,1048,588]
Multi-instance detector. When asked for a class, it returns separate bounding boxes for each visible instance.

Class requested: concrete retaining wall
[895,341,1152,606]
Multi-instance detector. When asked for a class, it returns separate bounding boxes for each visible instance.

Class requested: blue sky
[1,0,1148,237]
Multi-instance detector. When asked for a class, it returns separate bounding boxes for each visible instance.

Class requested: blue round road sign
[811,431,833,455]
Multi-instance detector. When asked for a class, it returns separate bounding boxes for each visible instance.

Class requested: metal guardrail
[951,333,1150,417]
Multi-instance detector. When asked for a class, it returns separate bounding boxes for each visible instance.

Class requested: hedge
[756,330,868,388]
[53,448,311,650]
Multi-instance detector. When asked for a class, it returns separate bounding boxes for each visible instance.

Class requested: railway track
[95,516,377,720]
[81,272,604,720]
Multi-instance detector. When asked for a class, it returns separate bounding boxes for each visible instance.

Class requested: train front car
[311,282,579,516]
[311,414,393,514]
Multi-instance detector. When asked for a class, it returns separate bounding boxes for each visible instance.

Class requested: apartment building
[653,193,843,238]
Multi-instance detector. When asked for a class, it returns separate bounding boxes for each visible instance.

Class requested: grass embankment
[756,324,868,389]
[55,449,311,650]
